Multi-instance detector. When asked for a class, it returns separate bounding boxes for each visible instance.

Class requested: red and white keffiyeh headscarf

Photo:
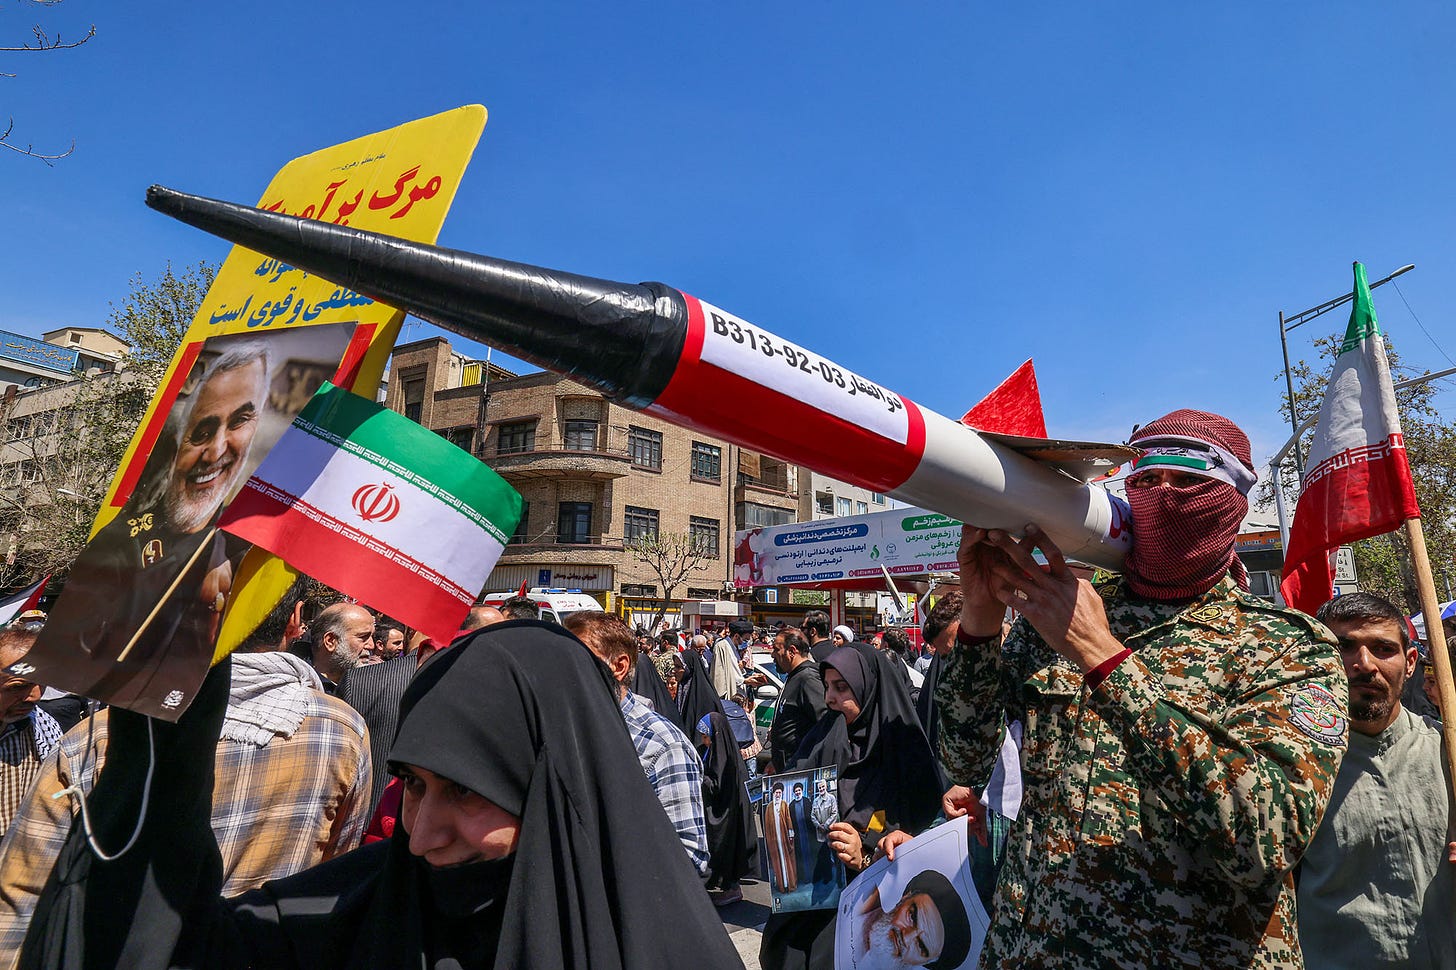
[1124,409,1256,601]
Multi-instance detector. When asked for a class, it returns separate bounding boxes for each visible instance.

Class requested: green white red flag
[219,383,522,642]
[1280,263,1420,614]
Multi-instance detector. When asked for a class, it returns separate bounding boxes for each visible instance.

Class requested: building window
[816,492,833,515]
[687,588,721,601]
[563,419,598,451]
[509,502,531,544]
[856,501,868,516]
[438,426,474,451]
[738,502,794,529]
[557,502,592,544]
[836,496,852,517]
[628,426,663,469]
[497,420,536,455]
[621,583,657,597]
[691,442,722,481]
[872,492,886,506]
[624,506,660,544]
[402,378,425,423]
[690,516,720,559]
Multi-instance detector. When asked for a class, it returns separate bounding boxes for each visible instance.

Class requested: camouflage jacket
[936,575,1347,969]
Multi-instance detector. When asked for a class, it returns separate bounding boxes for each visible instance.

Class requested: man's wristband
[954,627,1000,648]
[1083,648,1132,691]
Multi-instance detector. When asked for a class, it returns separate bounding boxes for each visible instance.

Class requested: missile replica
[146,185,1133,570]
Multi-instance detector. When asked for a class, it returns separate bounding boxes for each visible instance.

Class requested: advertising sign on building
[0,331,79,373]
[734,508,962,587]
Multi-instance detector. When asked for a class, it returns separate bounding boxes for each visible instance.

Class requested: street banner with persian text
[219,383,522,644]
[1280,262,1421,614]
[7,107,486,718]
[734,507,963,588]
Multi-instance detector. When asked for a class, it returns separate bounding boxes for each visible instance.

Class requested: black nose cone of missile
[145,185,688,408]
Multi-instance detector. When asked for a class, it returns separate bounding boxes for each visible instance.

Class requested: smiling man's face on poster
[9,325,356,719]
[164,353,267,534]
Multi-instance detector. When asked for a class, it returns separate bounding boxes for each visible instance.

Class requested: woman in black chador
[21,620,742,969]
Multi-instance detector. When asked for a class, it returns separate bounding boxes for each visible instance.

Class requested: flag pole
[115,528,220,663]
[1401,517,1456,796]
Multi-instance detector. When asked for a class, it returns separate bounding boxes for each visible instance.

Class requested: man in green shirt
[1298,592,1456,969]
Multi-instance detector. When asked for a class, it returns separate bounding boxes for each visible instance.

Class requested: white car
[746,651,785,747]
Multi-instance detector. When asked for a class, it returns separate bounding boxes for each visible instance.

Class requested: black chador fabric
[698,711,754,888]
[915,654,943,757]
[760,643,943,970]
[631,651,685,733]
[676,648,723,734]
[22,619,742,970]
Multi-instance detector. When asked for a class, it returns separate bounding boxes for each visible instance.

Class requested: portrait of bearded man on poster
[12,324,356,718]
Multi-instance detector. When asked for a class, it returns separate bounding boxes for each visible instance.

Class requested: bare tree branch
[628,531,712,626]
[1,3,94,161]
[0,117,74,164]
[0,20,94,53]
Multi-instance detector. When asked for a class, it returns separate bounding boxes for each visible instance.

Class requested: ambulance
[479,588,605,626]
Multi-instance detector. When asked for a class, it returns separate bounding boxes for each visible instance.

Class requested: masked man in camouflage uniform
[936,409,1347,969]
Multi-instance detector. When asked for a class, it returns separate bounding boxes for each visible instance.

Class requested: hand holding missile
[959,523,1126,673]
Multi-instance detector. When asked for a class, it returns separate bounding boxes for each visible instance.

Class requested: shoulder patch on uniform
[1187,604,1227,624]
[1287,683,1347,746]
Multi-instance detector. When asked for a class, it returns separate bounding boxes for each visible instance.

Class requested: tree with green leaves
[0,261,215,587]
[1271,334,1456,614]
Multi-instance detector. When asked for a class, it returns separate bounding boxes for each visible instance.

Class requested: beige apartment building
[383,337,806,617]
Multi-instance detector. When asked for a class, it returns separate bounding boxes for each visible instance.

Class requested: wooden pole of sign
[1401,518,1456,801]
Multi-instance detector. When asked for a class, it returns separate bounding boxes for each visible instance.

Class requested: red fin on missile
[961,359,1047,438]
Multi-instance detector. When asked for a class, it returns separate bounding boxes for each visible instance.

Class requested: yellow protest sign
[17,106,486,717]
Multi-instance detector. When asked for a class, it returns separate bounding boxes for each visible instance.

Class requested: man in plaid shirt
[567,612,709,875]
[0,632,63,841]
[0,583,371,967]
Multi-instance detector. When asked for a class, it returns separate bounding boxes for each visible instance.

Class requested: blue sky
[7,1,1456,484]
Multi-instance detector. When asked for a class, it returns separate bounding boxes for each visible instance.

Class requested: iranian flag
[1280,262,1420,614]
[220,383,522,643]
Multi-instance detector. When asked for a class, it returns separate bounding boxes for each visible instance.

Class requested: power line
[1389,280,1456,370]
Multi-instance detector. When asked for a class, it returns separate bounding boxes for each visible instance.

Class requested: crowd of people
[0,409,1450,968]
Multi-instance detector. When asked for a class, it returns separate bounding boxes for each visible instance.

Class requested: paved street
[717,876,772,969]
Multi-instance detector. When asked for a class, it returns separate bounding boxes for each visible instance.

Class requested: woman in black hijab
[22,620,742,970]
[695,711,755,905]
[631,647,686,733]
[676,643,724,734]
[758,641,942,970]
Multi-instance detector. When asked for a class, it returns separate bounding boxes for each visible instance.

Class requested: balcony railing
[502,535,626,553]
[489,444,634,480]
